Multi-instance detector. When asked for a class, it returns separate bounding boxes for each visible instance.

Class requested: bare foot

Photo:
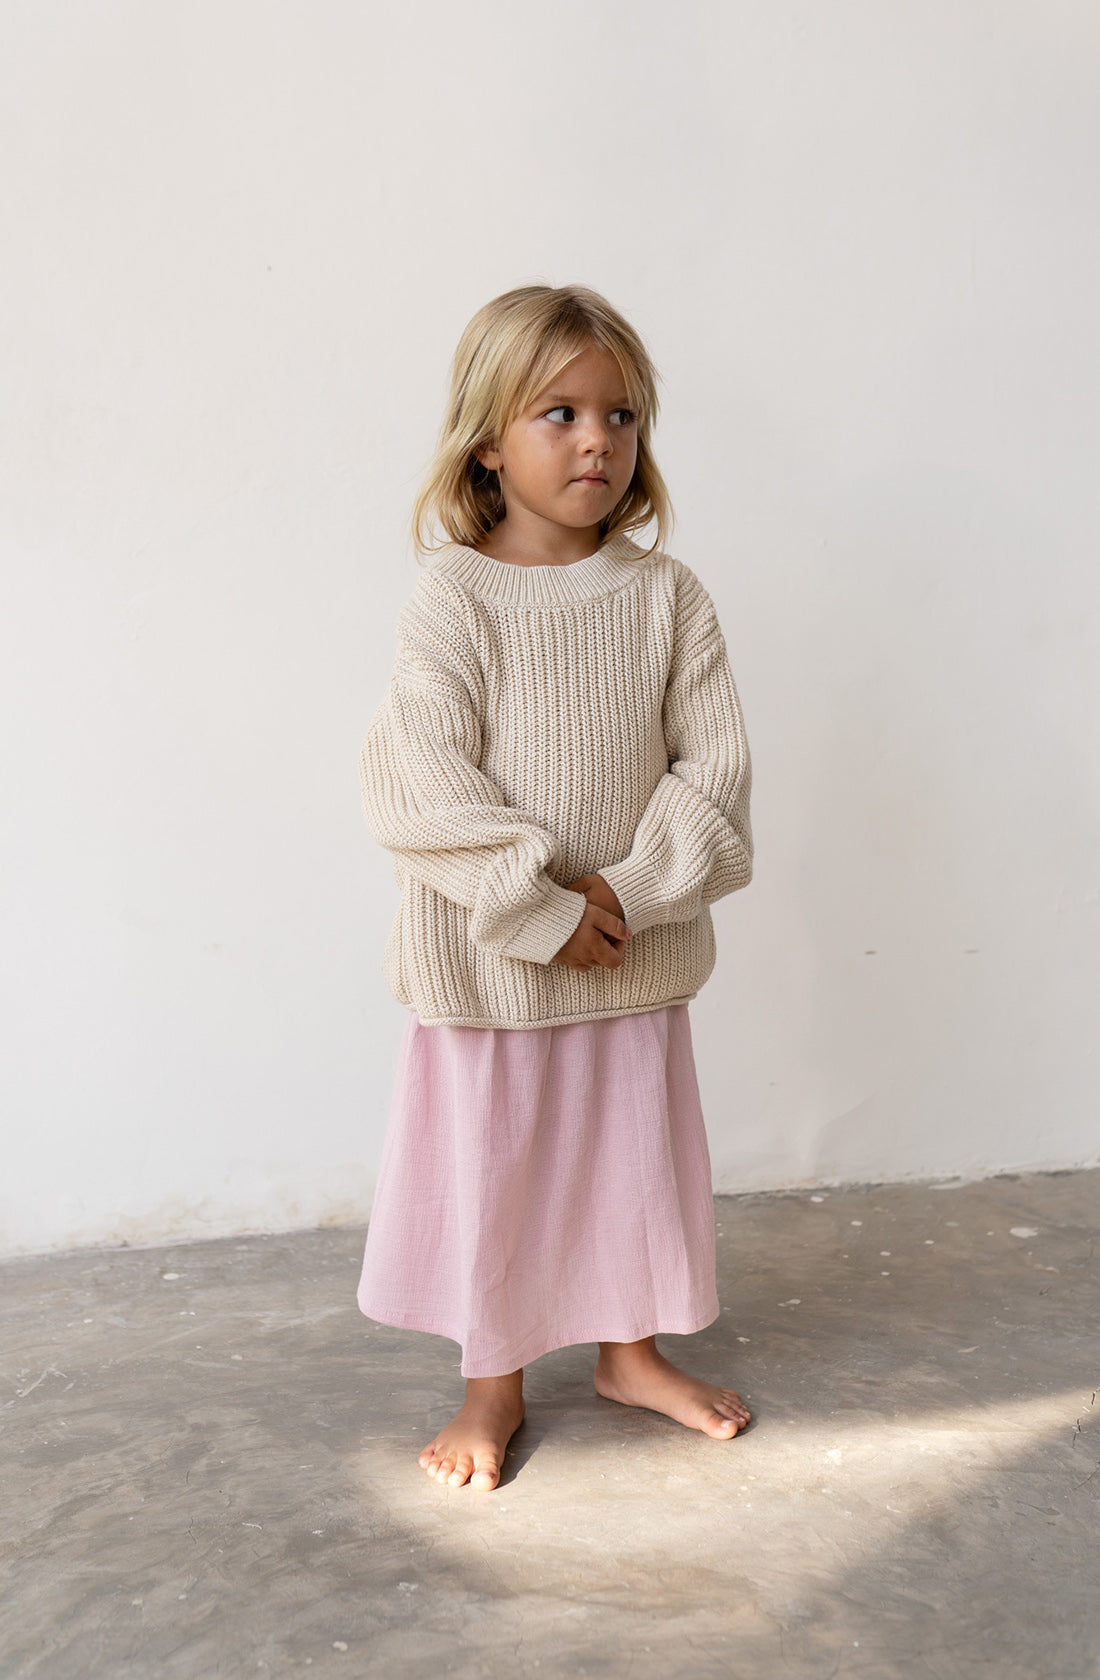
[418,1371,525,1491]
[594,1336,751,1438]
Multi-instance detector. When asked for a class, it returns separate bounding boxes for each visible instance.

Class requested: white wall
[3,2,1097,1256]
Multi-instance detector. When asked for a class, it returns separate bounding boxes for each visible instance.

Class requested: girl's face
[477,344,638,551]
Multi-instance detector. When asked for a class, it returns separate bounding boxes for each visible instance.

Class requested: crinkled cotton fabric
[357,1003,719,1378]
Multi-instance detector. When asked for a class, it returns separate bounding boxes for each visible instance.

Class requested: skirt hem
[358,1296,722,1379]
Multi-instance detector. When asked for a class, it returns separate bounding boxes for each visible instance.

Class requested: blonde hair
[410,283,673,561]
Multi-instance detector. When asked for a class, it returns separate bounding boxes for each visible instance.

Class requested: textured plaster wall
[2,2,1097,1254]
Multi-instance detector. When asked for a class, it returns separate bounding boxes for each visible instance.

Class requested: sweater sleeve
[358,572,588,966]
[596,566,753,934]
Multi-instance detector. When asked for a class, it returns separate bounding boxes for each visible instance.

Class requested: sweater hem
[403,992,699,1030]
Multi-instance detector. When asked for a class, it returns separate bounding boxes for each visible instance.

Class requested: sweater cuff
[596,855,668,936]
[496,878,588,965]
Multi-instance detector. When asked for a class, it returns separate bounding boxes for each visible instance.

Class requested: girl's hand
[550,875,632,973]
[564,872,626,923]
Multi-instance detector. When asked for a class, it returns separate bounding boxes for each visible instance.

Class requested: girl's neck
[472,516,604,568]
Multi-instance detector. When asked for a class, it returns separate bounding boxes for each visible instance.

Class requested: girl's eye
[542,406,636,425]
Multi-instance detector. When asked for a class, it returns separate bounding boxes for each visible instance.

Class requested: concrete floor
[2,1171,1098,1680]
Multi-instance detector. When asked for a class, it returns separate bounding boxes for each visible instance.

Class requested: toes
[446,1453,474,1486]
[424,1446,501,1491]
[702,1392,752,1437]
[719,1389,752,1424]
[470,1455,501,1491]
[419,1441,504,1489]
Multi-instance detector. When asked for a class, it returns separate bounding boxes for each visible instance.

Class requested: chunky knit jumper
[358,530,753,1028]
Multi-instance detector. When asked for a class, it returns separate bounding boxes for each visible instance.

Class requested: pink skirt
[356,1003,720,1378]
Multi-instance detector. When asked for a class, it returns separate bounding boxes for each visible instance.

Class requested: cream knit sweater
[358,530,753,1029]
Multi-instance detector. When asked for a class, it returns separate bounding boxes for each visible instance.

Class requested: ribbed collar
[427,530,658,607]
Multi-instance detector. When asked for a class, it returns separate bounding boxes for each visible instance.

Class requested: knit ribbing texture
[359,531,753,1028]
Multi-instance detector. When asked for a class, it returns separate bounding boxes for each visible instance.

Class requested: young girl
[356,283,754,1492]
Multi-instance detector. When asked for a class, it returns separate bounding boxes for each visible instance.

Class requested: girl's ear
[474,439,502,471]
